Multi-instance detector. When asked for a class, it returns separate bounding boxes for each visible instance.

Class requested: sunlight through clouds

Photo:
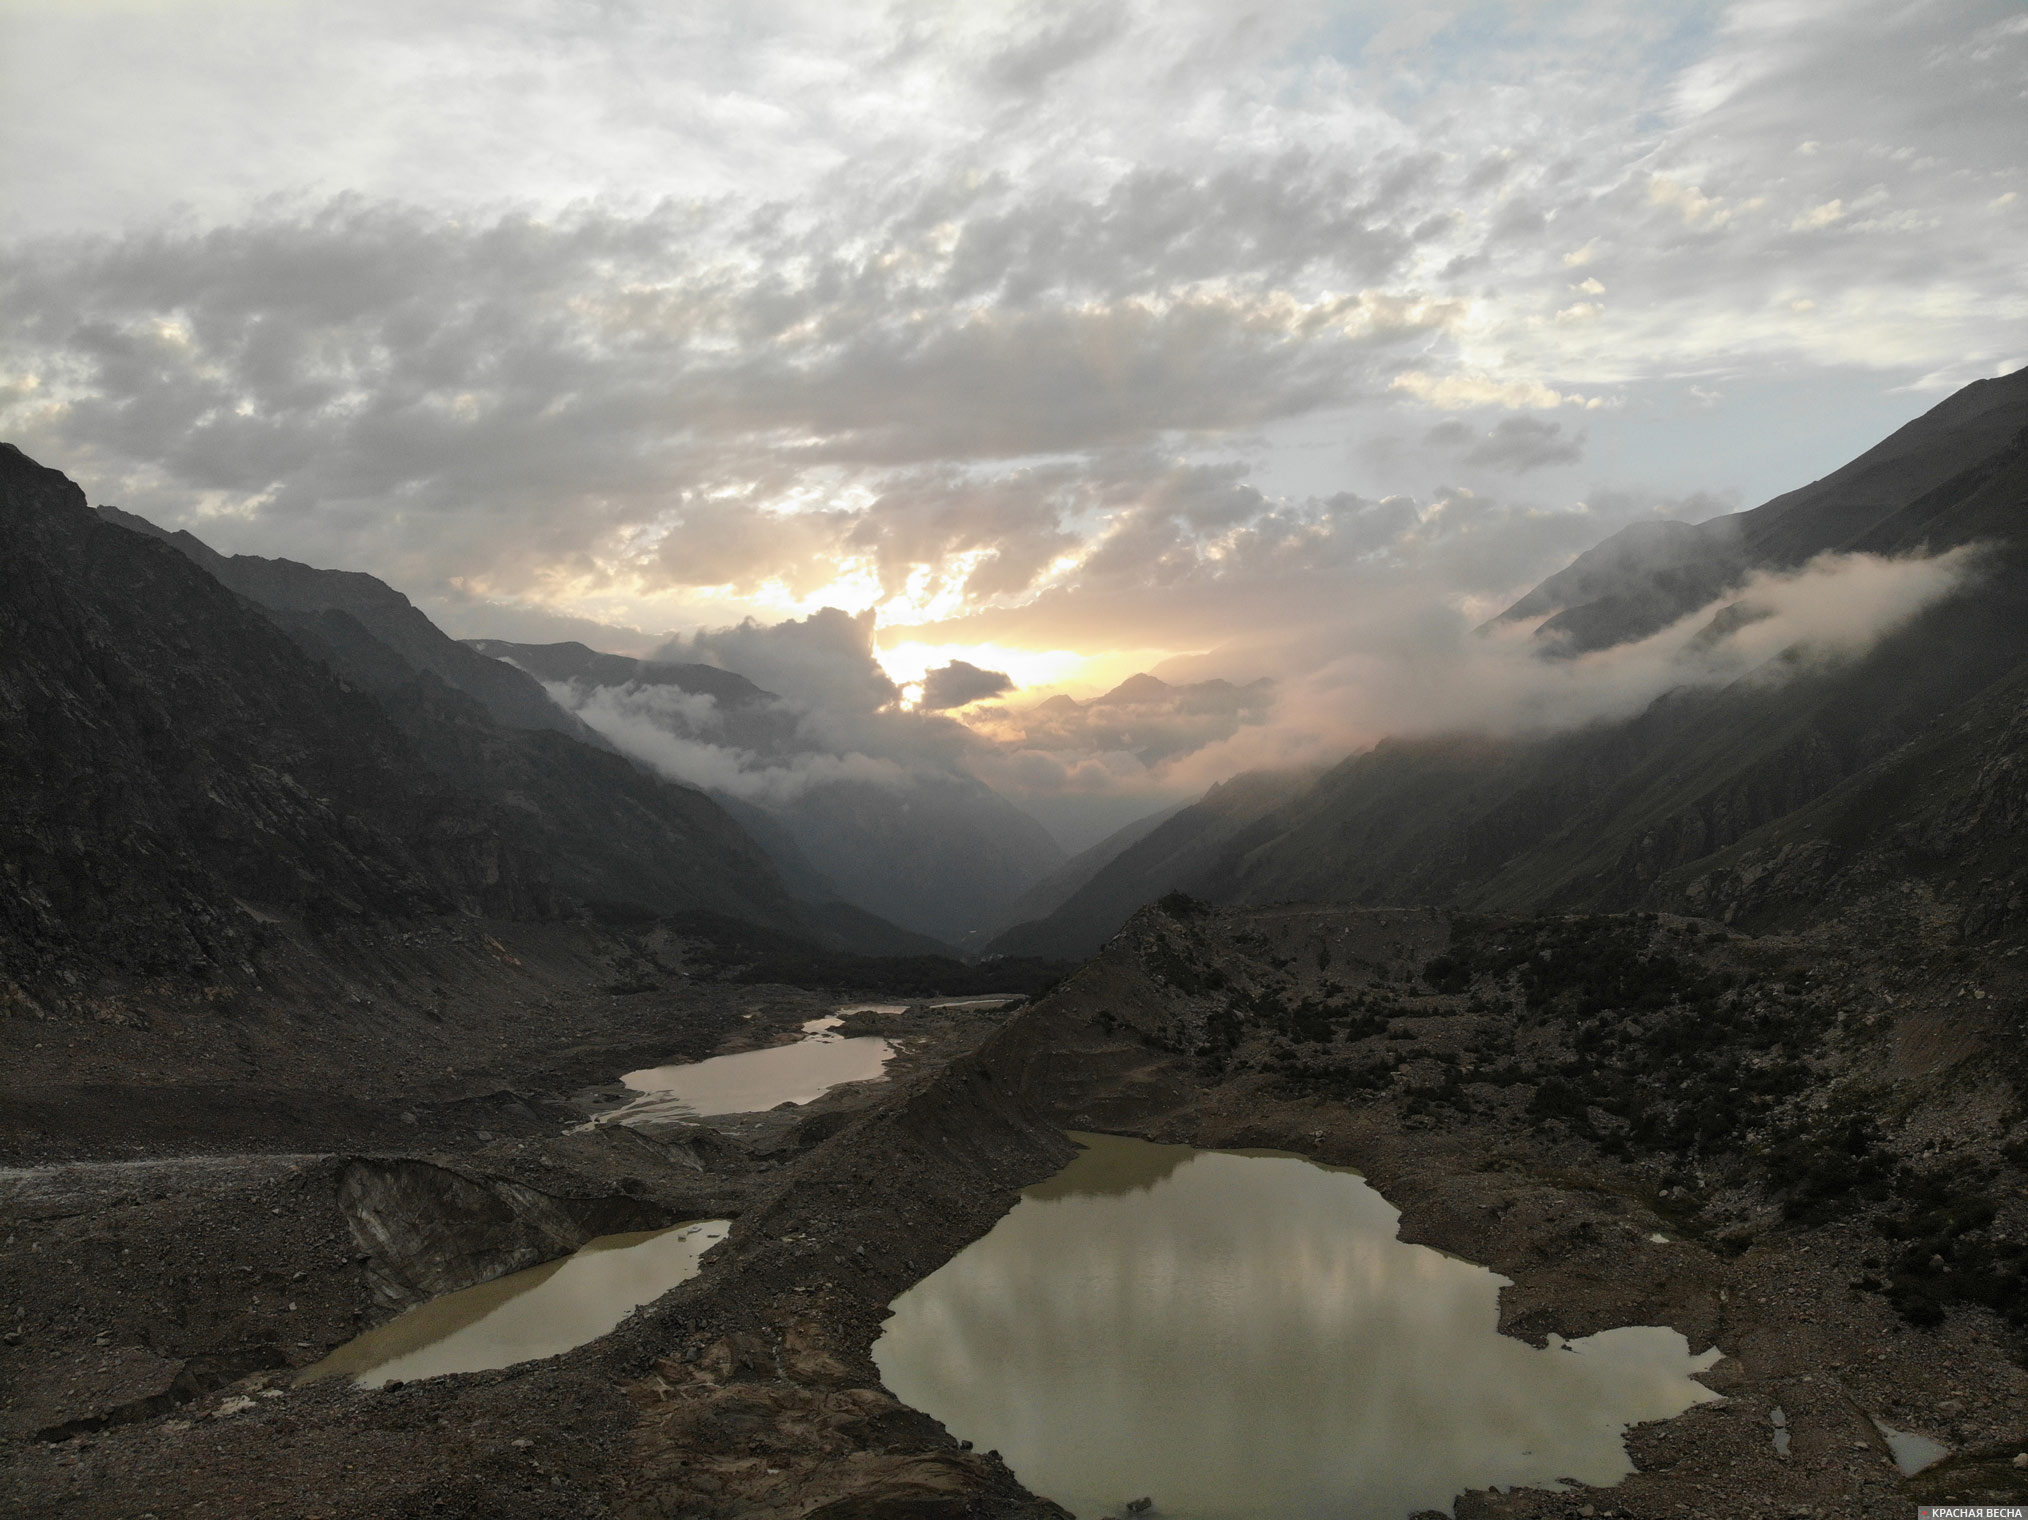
[0,0,2022,842]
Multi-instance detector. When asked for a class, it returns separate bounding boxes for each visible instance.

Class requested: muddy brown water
[298,1220,729,1387]
[873,1134,1723,1520]
[595,1008,905,1126]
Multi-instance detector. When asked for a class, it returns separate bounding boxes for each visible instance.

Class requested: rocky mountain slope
[2,445,1044,1054]
[81,499,987,960]
[977,799,1187,944]
[983,768,1318,962]
[101,507,597,743]
[1008,368,2028,951]
[1,442,559,1015]
[1490,364,2028,652]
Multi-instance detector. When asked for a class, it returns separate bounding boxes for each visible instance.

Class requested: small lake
[299,1220,728,1387]
[873,1134,1721,1520]
[598,1010,900,1125]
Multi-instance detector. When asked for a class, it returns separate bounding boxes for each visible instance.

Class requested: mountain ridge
[1003,367,2028,953]
[1489,365,2028,654]
[97,506,598,743]
[1,450,985,1027]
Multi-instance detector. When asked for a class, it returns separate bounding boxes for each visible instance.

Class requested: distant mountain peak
[465,638,774,707]
[1488,365,2028,657]
[1092,672,1174,705]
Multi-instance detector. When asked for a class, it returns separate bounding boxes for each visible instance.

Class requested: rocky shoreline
[7,901,2028,1519]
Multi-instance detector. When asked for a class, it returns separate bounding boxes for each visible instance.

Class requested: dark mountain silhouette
[99,507,597,743]
[1005,367,2028,948]
[979,799,1188,944]
[98,513,966,954]
[0,446,986,1024]
[3,443,558,1010]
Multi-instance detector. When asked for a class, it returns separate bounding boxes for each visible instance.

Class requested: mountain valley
[4,367,2028,1520]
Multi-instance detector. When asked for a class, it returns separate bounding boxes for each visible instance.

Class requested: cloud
[1392,371,1596,412]
[658,607,902,720]
[560,681,911,805]
[983,672,1274,766]
[0,194,1441,616]
[0,0,2018,857]
[980,1,1130,96]
[536,606,1000,811]
[1425,415,1587,473]
[919,659,1013,710]
[1072,544,1986,807]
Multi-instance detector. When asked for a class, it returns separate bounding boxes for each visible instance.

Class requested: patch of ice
[1873,1419,1949,1476]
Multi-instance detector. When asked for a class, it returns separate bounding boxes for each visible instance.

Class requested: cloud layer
[3,1,2019,643]
[1,1,2020,847]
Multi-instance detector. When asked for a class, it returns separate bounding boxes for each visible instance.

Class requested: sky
[2,0,2024,847]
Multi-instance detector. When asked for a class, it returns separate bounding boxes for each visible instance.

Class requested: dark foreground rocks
[8,900,2028,1519]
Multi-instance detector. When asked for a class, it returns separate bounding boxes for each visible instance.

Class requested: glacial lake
[873,1134,1722,1520]
[598,1008,902,1125]
[299,1219,728,1387]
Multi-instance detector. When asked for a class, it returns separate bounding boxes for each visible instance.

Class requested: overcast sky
[2,0,2023,838]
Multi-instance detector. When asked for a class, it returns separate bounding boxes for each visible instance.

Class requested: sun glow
[874,640,1198,705]
[875,641,1089,694]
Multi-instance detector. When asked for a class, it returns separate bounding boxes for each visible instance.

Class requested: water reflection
[874,1134,1721,1520]
[602,1013,893,1124]
[299,1220,728,1387]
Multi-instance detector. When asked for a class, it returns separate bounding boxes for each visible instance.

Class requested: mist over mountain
[1487,365,2028,655]
[470,623,1067,944]
[999,368,2028,954]
[0,451,1034,1038]
[975,671,1276,771]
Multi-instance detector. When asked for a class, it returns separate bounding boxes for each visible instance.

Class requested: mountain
[764,771,1064,943]
[982,768,1320,962]
[1010,367,2028,945]
[1,446,1006,1034]
[265,607,818,929]
[99,507,596,742]
[1486,518,1749,655]
[1657,648,2028,937]
[2,442,559,1010]
[81,504,834,935]
[977,799,1188,944]
[468,638,1067,943]
[1490,365,2028,652]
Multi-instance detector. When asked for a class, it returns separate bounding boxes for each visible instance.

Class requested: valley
[9,893,2028,1518]
[5,361,2028,1520]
